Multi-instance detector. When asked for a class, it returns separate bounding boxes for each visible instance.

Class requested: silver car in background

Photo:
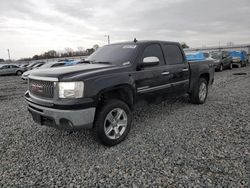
[21,61,69,80]
[0,64,26,76]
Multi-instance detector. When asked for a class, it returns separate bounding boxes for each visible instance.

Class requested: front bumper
[232,59,241,63]
[27,100,96,130]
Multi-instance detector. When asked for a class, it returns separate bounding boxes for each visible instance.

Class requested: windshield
[211,52,222,60]
[86,44,138,66]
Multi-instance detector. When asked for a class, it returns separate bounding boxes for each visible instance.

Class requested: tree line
[18,44,99,61]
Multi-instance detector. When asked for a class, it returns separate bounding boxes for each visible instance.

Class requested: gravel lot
[0,66,249,187]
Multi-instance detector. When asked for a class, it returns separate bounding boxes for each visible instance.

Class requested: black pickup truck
[25,40,214,146]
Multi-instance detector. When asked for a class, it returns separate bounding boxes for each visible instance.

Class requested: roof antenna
[134,38,137,43]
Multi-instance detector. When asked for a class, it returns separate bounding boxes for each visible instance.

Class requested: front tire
[190,78,208,104]
[94,99,132,146]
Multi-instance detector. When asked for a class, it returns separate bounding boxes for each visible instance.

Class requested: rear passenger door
[135,43,173,95]
[162,44,190,95]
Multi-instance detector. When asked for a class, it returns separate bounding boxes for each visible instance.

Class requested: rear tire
[94,99,132,146]
[16,70,23,76]
[190,78,208,104]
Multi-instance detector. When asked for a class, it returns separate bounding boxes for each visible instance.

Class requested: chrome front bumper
[27,101,96,130]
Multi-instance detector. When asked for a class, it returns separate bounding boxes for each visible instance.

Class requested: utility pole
[104,35,110,44]
[7,49,11,61]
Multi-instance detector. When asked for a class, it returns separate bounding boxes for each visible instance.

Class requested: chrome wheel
[104,108,128,140]
[199,82,207,102]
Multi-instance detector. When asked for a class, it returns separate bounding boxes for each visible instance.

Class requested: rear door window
[141,44,165,66]
[163,44,184,65]
[2,65,10,69]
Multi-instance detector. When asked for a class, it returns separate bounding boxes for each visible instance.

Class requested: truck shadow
[44,95,190,148]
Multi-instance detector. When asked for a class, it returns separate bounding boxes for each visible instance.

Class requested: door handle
[161,71,170,75]
[182,68,189,72]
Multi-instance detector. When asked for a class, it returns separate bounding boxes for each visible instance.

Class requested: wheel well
[200,73,209,83]
[16,70,22,74]
[97,87,134,110]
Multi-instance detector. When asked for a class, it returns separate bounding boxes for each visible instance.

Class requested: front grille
[29,79,54,98]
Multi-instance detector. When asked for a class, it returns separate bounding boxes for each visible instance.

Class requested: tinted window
[141,44,165,66]
[211,52,222,60]
[51,63,65,67]
[163,44,184,65]
[2,65,10,69]
[203,53,209,58]
[11,65,19,68]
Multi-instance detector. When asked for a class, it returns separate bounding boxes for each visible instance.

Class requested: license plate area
[30,110,42,124]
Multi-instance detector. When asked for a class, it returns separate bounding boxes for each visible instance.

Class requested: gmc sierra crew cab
[25,40,215,146]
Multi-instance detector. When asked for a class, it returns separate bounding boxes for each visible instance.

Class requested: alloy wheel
[199,82,207,102]
[104,108,128,140]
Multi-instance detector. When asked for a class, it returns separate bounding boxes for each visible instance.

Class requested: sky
[0,0,250,59]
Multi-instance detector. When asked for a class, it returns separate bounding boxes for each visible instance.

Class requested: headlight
[59,82,84,98]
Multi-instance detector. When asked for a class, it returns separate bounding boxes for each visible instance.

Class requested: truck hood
[29,64,126,81]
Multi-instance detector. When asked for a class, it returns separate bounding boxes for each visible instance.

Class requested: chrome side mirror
[141,56,159,67]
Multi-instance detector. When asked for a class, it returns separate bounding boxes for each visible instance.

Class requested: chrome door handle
[182,68,189,72]
[161,71,170,75]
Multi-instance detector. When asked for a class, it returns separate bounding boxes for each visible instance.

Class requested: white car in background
[21,60,84,80]
[21,61,67,80]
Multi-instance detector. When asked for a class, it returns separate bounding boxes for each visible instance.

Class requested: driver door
[134,43,173,95]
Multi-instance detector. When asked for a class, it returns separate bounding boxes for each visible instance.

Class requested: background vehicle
[229,51,247,68]
[202,52,216,61]
[185,52,216,62]
[30,62,45,69]
[19,63,29,68]
[25,40,215,146]
[0,64,26,76]
[22,61,76,80]
[210,51,233,71]
[186,52,206,61]
[25,62,45,70]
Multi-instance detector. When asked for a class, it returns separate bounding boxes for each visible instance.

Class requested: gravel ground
[0,66,249,187]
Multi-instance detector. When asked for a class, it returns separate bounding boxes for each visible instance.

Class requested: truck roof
[111,40,180,46]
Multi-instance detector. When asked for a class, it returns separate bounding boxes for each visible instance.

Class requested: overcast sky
[0,0,250,59]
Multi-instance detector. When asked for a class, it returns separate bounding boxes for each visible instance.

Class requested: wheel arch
[96,84,135,110]
[199,72,209,83]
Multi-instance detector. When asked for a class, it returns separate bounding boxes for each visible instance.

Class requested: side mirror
[141,56,159,67]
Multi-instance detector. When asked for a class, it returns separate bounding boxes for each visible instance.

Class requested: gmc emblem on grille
[31,83,43,93]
